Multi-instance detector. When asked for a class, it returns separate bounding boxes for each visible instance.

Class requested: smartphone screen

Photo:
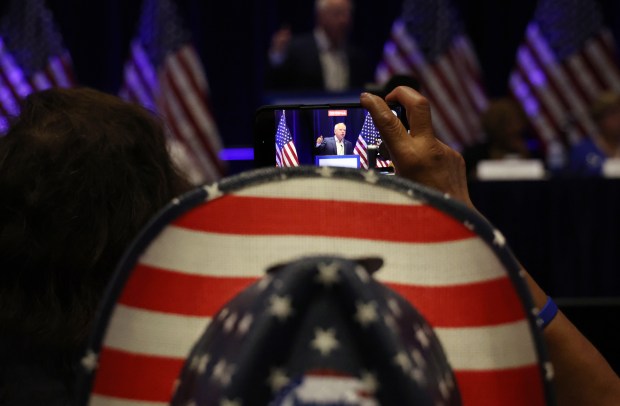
[254,103,406,172]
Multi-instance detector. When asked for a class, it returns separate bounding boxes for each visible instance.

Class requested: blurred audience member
[462,98,539,180]
[0,88,191,405]
[568,91,620,177]
[265,0,371,92]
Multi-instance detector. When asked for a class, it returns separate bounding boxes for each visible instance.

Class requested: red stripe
[179,46,216,115]
[390,32,467,147]
[386,276,525,327]
[578,38,608,91]
[583,31,620,89]
[455,365,545,406]
[428,60,476,145]
[173,195,475,242]
[515,62,565,147]
[160,87,209,178]
[59,54,77,85]
[129,49,157,102]
[119,265,256,315]
[163,54,225,175]
[93,348,184,402]
[525,34,589,139]
[118,265,523,327]
[0,65,25,105]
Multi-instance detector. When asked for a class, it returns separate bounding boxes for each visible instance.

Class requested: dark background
[6,0,620,151]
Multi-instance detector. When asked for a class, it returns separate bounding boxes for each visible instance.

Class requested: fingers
[384,86,434,139]
[360,91,409,160]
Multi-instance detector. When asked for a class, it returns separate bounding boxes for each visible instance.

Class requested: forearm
[523,272,620,405]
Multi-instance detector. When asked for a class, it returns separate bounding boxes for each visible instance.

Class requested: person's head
[590,90,620,146]
[315,0,353,48]
[0,88,191,373]
[481,98,529,154]
[334,122,347,141]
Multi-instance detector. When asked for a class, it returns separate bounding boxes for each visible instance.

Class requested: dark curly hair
[0,87,192,403]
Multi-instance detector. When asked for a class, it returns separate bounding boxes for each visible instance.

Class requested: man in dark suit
[265,0,371,92]
[315,122,354,155]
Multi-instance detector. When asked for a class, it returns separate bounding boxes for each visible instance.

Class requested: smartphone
[253,102,408,172]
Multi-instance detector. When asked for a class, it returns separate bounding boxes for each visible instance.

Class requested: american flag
[375,0,488,151]
[354,111,391,169]
[275,110,299,167]
[82,168,552,406]
[171,256,460,405]
[509,0,620,156]
[120,0,224,185]
[0,0,76,131]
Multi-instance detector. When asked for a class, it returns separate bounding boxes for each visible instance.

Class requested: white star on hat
[267,367,290,393]
[203,182,223,200]
[237,313,253,336]
[80,349,98,372]
[355,301,378,327]
[268,294,294,321]
[393,351,412,373]
[316,261,340,286]
[311,327,340,356]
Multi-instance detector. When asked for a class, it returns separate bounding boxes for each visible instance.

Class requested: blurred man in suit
[265,0,371,92]
[315,122,353,155]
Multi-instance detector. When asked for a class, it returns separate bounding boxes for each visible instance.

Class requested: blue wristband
[537,296,558,329]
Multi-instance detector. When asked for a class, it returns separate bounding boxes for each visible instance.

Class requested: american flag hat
[171,255,460,405]
[76,166,554,405]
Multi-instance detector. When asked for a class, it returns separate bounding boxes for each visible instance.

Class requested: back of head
[480,98,530,155]
[0,88,190,395]
[315,0,353,47]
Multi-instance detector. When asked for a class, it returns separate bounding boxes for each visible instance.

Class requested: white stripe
[233,177,423,205]
[32,72,52,91]
[160,75,219,182]
[164,52,222,150]
[380,38,460,147]
[436,53,478,142]
[516,46,582,143]
[584,36,620,92]
[48,55,72,88]
[452,36,489,113]
[510,71,558,144]
[103,309,535,372]
[527,24,590,140]
[123,62,156,109]
[104,304,209,357]
[130,41,158,93]
[374,62,391,86]
[179,45,208,92]
[381,40,411,76]
[428,103,460,149]
[566,54,600,100]
[0,73,20,115]
[392,24,471,143]
[139,228,506,286]
[435,320,537,370]
[0,47,32,97]
[90,394,167,406]
[564,54,600,136]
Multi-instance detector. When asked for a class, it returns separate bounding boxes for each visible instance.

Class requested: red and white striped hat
[77,166,554,405]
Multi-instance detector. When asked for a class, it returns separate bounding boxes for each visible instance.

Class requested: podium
[315,154,360,168]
